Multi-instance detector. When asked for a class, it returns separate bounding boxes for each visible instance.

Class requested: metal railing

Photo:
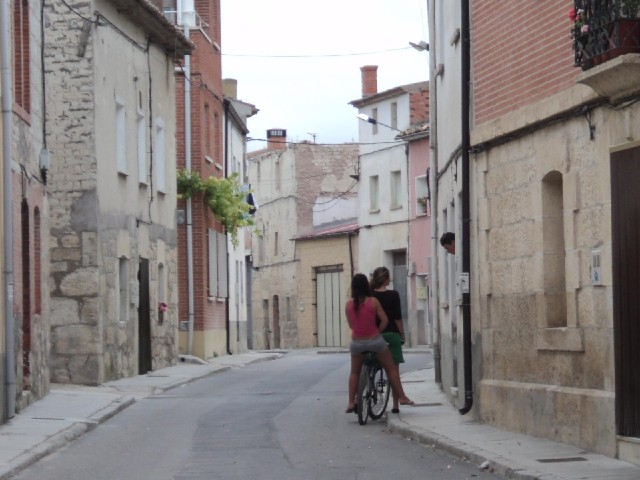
[572,0,640,69]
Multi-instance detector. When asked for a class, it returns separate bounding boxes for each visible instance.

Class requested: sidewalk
[0,352,283,480]
[1,350,639,480]
[388,367,640,480]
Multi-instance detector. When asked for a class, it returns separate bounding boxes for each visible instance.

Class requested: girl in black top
[370,266,409,413]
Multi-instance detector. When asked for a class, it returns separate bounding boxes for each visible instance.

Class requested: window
[258,234,265,264]
[274,231,279,256]
[204,103,211,158]
[13,0,30,114]
[208,229,228,297]
[119,257,128,323]
[415,174,429,215]
[390,170,402,208]
[116,100,127,174]
[372,108,378,135]
[154,118,166,192]
[391,102,398,130]
[137,109,147,184]
[369,175,379,211]
[541,171,567,328]
[157,263,165,303]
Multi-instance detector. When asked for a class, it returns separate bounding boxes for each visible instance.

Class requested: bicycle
[356,351,391,425]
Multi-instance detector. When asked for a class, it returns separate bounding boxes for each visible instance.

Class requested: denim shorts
[349,335,388,355]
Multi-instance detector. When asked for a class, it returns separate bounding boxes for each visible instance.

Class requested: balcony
[572,0,640,70]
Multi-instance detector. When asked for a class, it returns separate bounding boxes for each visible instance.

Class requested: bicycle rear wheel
[368,365,390,419]
[357,366,369,425]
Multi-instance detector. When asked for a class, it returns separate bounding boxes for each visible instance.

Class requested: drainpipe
[223,100,232,355]
[1,0,16,419]
[184,26,195,355]
[427,0,441,386]
[459,0,473,415]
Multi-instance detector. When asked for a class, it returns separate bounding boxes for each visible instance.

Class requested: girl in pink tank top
[344,273,414,414]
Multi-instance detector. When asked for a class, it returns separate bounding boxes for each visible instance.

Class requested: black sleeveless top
[371,290,402,334]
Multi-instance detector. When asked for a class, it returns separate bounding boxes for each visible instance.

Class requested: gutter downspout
[459,0,473,415]
[427,0,441,386]
[1,0,16,419]
[223,100,232,355]
[184,26,195,355]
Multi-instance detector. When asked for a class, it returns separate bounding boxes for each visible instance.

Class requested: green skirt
[381,332,404,365]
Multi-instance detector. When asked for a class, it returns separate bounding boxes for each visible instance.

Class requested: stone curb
[386,416,565,480]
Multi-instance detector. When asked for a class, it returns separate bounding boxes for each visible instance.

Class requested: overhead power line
[222,47,413,58]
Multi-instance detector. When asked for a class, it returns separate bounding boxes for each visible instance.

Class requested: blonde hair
[370,266,390,290]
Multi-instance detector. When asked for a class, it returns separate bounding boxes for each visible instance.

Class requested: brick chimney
[267,129,287,150]
[223,78,238,99]
[409,86,430,124]
[361,65,378,97]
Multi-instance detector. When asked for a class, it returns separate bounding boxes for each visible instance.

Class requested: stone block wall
[471,84,640,456]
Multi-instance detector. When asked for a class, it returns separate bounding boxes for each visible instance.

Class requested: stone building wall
[45,0,181,384]
[471,82,639,457]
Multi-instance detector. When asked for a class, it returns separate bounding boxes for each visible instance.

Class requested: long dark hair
[350,273,370,312]
[370,266,390,290]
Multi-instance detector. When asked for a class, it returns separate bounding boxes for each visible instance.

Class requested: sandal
[399,399,415,406]
[391,408,400,414]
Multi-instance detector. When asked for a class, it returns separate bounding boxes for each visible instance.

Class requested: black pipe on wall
[459,0,473,416]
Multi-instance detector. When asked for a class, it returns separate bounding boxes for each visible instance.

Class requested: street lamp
[409,40,429,52]
[356,113,402,133]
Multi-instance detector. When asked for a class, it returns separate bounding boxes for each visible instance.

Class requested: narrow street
[10,351,499,480]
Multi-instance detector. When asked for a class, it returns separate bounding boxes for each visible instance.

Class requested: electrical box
[591,249,602,286]
[460,272,470,294]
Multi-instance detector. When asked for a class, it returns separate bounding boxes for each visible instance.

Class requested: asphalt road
[11,350,501,480]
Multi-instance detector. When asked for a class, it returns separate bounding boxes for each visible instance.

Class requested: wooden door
[611,145,640,436]
[316,267,344,347]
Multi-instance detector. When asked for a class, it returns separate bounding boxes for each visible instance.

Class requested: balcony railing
[573,0,640,69]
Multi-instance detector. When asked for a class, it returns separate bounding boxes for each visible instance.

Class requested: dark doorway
[138,258,152,374]
[272,295,281,349]
[611,145,640,436]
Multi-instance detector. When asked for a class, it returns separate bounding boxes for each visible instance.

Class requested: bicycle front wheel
[368,366,390,419]
[357,366,369,425]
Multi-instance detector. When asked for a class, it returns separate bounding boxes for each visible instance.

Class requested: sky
[221,0,430,151]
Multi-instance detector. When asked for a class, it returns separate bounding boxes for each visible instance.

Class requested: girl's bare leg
[348,354,365,410]
[376,348,412,404]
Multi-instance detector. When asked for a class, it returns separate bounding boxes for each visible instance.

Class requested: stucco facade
[351,66,429,346]
[294,226,359,349]
[45,0,191,384]
[223,79,257,354]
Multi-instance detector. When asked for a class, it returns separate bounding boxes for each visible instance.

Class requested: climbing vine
[177,170,255,246]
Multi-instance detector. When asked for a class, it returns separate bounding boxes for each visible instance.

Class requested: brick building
[171,0,229,359]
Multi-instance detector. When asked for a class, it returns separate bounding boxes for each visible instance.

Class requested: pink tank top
[346,298,379,337]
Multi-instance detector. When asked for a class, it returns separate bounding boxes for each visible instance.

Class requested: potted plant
[569,7,594,68]
[620,0,640,18]
[612,0,640,56]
